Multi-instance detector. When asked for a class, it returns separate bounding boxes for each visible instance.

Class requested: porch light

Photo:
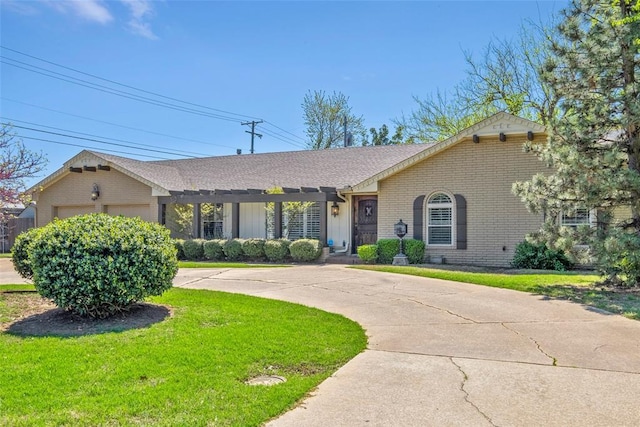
[91,183,100,201]
[331,201,340,217]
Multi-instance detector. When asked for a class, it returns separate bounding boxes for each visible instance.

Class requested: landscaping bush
[12,227,42,280]
[511,240,573,271]
[357,244,378,264]
[404,239,426,264]
[376,239,400,264]
[203,239,225,261]
[264,239,290,262]
[183,239,205,260]
[242,238,266,260]
[289,239,322,262]
[223,239,244,261]
[173,239,186,260]
[28,214,178,318]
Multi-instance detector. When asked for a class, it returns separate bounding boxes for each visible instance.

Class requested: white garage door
[55,205,96,219]
[105,204,151,221]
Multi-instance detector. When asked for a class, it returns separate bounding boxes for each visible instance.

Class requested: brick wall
[378,135,547,267]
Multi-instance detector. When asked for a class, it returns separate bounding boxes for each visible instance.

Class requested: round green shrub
[173,239,186,260]
[376,239,400,264]
[357,244,378,264]
[289,239,322,262]
[242,238,266,260]
[511,240,573,271]
[203,239,225,261]
[12,227,42,279]
[29,214,178,318]
[223,239,244,261]
[404,239,426,264]
[264,239,290,262]
[183,239,205,260]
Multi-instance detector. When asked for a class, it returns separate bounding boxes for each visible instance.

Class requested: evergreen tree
[514,0,640,286]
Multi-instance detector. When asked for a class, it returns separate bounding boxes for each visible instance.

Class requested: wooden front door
[354,197,378,249]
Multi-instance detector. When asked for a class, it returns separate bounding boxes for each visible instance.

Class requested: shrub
[511,240,573,271]
[12,227,42,279]
[173,239,186,260]
[183,239,205,260]
[404,239,426,264]
[264,239,290,262]
[29,214,178,318]
[242,238,266,260]
[223,239,244,261]
[203,239,225,261]
[289,239,322,262]
[377,239,400,264]
[357,244,378,264]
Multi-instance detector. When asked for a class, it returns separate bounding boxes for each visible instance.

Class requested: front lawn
[0,287,366,426]
[353,265,640,320]
[178,261,288,269]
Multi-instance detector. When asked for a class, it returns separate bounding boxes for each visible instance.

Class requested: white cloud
[49,0,114,25]
[119,0,158,40]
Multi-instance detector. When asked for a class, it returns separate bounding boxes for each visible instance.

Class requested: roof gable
[349,112,545,192]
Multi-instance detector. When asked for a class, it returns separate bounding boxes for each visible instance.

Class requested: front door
[354,197,378,250]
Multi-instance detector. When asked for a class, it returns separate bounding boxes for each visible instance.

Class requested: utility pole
[241,120,263,154]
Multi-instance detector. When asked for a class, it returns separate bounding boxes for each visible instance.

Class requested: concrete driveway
[174,265,640,426]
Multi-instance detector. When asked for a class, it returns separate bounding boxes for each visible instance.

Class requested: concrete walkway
[174,265,640,426]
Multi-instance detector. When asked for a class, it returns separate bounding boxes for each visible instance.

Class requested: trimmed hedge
[511,240,573,271]
[173,239,186,260]
[376,239,400,264]
[203,239,225,261]
[357,244,378,264]
[28,214,177,318]
[264,239,290,262]
[223,239,244,261]
[289,239,322,262]
[12,227,42,280]
[242,238,266,260]
[404,239,426,264]
[183,238,205,260]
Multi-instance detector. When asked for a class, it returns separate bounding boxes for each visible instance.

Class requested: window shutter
[454,194,467,250]
[413,195,425,240]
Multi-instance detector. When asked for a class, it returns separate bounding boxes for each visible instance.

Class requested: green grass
[178,261,288,269]
[0,253,12,258]
[0,288,366,426]
[353,265,640,320]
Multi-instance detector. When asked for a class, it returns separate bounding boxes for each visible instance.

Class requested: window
[202,203,224,239]
[561,207,591,230]
[427,193,453,245]
[287,202,320,240]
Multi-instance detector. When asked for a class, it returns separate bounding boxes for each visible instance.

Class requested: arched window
[427,193,453,246]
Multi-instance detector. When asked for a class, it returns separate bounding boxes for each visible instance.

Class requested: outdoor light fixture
[499,132,507,142]
[91,183,100,201]
[527,131,534,141]
[472,134,480,143]
[392,219,409,265]
[331,201,340,217]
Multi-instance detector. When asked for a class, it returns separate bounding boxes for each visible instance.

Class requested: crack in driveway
[449,357,497,426]
[408,298,478,323]
[501,323,557,366]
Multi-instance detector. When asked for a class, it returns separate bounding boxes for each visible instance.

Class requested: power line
[17,135,171,160]
[1,45,263,121]
[1,97,238,150]
[4,122,197,158]
[262,120,306,143]
[2,118,209,158]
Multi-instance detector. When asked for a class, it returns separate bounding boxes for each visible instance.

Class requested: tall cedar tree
[514,0,640,286]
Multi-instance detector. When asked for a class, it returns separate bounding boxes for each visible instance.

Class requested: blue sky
[1,1,566,186]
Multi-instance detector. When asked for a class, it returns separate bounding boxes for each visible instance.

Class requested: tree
[366,124,410,145]
[302,90,366,149]
[513,0,640,286]
[396,21,559,141]
[0,123,47,222]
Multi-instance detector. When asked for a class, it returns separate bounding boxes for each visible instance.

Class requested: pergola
[157,186,342,245]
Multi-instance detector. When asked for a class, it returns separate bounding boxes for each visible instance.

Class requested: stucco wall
[34,169,157,227]
[378,135,546,267]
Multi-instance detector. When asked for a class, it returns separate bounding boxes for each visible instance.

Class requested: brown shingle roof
[91,144,431,192]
